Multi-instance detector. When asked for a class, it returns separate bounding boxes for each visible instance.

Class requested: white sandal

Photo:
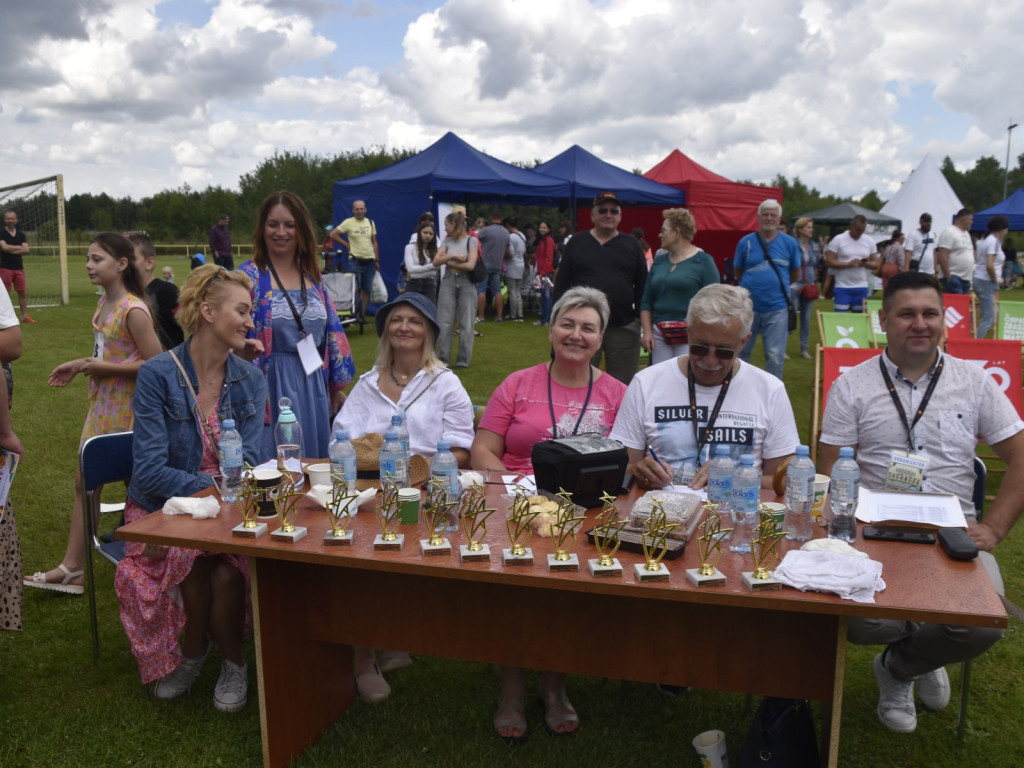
[24,563,84,595]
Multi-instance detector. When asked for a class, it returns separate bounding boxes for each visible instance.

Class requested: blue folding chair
[81,431,134,664]
[957,456,987,741]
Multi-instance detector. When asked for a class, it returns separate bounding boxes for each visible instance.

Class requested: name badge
[297,334,322,376]
[885,451,928,492]
[93,330,104,360]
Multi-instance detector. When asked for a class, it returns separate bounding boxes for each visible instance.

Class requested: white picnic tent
[881,153,964,233]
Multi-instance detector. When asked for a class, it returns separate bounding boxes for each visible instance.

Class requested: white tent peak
[881,154,964,232]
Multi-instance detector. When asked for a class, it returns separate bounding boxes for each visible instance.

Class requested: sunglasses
[689,344,737,361]
[596,207,620,215]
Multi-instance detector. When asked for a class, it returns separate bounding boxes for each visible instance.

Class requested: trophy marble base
[232,521,267,538]
[271,525,307,543]
[686,567,726,587]
[587,557,622,577]
[373,533,405,551]
[502,547,534,566]
[460,543,491,563]
[547,553,579,572]
[420,538,452,556]
[634,562,670,583]
[742,571,782,591]
[324,530,354,546]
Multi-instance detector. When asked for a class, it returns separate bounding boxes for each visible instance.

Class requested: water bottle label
[381,458,408,484]
[224,443,243,468]
[732,487,758,508]
[786,475,813,500]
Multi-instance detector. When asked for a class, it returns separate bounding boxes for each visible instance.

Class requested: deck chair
[816,311,876,349]
[996,300,1024,340]
[864,299,886,346]
[943,293,973,340]
[957,457,988,742]
[322,272,365,334]
[82,431,134,664]
[810,345,883,461]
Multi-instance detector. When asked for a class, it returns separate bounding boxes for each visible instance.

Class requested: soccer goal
[0,174,69,307]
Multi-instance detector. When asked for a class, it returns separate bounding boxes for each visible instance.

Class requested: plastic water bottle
[329,428,357,490]
[785,445,816,541]
[730,454,760,554]
[430,439,461,531]
[391,411,410,457]
[379,427,409,489]
[274,397,304,490]
[218,418,243,502]
[706,444,735,517]
[829,447,860,543]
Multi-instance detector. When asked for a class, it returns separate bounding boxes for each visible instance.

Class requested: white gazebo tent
[881,153,964,233]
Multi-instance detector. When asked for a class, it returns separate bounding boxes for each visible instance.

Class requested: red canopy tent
[616,150,783,277]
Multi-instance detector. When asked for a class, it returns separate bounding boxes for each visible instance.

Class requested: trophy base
[634,562,670,583]
[460,543,491,563]
[587,557,622,577]
[232,521,267,538]
[742,571,782,591]
[324,530,354,546]
[420,538,452,556]
[502,547,534,566]
[686,567,726,587]
[271,525,307,543]
[373,533,405,551]
[547,553,579,572]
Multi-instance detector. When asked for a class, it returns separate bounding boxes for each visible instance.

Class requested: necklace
[389,369,409,388]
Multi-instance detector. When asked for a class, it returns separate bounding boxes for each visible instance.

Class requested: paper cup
[692,729,729,768]
[254,469,283,517]
[398,487,420,524]
[811,473,829,518]
[762,501,786,527]
[307,462,331,488]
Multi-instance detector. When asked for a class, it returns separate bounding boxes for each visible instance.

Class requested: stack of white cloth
[773,540,886,603]
[162,496,221,519]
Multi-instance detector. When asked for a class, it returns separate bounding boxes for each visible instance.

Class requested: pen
[647,445,665,469]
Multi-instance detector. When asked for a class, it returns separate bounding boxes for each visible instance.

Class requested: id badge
[296,333,322,376]
[884,451,928,492]
[92,330,104,360]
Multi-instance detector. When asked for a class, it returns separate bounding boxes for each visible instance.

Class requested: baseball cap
[593,191,620,207]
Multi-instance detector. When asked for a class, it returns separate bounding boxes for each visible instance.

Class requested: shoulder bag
[758,236,797,333]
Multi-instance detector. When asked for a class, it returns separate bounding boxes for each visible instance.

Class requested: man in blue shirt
[733,199,800,380]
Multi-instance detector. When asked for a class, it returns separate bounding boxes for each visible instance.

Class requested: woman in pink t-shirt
[471,286,627,742]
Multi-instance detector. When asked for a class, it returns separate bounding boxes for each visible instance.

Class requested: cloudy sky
[2,0,1023,201]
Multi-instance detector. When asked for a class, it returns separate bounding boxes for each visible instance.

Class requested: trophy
[324,474,360,546]
[459,484,495,563]
[420,477,455,556]
[232,464,267,538]
[373,477,404,551]
[587,491,627,577]
[269,477,306,542]
[686,500,731,587]
[742,504,788,591]
[547,489,587,572]
[502,487,542,566]
[633,499,678,582]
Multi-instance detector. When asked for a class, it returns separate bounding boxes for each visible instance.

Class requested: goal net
[0,174,69,308]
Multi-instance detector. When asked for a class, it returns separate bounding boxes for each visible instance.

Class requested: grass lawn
[2,255,1022,767]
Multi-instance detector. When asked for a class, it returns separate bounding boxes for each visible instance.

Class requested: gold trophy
[685,500,732,587]
[459,484,495,563]
[587,491,627,577]
[547,489,587,572]
[633,499,678,582]
[742,504,788,591]
[269,477,306,542]
[373,477,404,551]
[324,474,360,546]
[232,465,268,538]
[502,488,542,566]
[419,477,455,556]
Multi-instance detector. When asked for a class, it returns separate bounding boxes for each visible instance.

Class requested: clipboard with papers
[853,486,967,530]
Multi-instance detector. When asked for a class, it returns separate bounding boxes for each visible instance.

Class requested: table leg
[819,616,846,768]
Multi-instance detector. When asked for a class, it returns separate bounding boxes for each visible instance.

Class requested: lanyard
[878,354,944,450]
[265,259,308,337]
[687,360,733,467]
[547,363,593,438]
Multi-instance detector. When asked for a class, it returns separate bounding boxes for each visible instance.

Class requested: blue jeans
[740,307,788,380]
[352,259,376,296]
[792,285,816,353]
[975,278,997,338]
[944,275,970,294]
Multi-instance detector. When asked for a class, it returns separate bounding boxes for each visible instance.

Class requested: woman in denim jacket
[115,266,267,713]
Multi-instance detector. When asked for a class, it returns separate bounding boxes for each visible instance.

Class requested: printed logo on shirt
[700,426,754,447]
[654,405,706,423]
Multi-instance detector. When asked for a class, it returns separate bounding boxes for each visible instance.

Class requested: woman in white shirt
[974,215,1010,338]
[403,220,439,302]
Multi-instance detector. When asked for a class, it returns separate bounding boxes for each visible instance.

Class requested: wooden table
[118,488,1006,768]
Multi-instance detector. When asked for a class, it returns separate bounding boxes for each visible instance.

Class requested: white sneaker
[213,660,248,712]
[378,650,413,673]
[153,645,210,700]
[873,652,917,733]
[915,666,950,711]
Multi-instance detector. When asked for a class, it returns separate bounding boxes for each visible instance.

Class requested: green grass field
[1,255,1022,767]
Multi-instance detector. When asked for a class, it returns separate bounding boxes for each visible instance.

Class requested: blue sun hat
[374,291,440,339]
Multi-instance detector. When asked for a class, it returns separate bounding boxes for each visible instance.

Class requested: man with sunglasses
[611,284,798,491]
[553,191,647,384]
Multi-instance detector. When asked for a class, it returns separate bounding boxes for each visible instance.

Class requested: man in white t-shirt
[935,208,974,294]
[611,283,798,491]
[902,213,935,273]
[824,215,879,312]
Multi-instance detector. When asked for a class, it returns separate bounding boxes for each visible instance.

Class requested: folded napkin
[162,496,221,519]
[800,538,868,558]
[773,550,886,603]
[305,484,377,512]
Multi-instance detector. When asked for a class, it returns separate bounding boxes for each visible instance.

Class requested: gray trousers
[436,271,476,367]
[590,318,641,385]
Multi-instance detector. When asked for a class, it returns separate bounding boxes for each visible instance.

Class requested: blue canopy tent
[333,132,571,298]
[974,188,1024,232]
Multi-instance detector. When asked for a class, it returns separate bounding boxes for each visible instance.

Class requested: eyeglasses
[596,207,620,215]
[689,344,737,361]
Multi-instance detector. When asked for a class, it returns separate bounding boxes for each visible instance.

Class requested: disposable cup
[306,462,331,488]
[811,473,829,518]
[692,729,728,768]
[398,487,420,524]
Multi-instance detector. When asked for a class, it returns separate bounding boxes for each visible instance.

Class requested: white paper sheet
[854,486,966,528]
